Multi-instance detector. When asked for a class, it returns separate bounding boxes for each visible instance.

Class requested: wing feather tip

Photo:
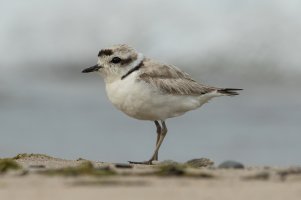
[217,88,243,96]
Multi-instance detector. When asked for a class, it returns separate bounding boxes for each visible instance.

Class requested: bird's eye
[111,57,122,64]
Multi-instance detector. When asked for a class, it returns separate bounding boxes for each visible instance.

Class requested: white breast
[105,73,216,121]
[105,73,155,119]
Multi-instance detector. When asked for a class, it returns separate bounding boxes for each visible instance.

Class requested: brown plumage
[138,58,217,96]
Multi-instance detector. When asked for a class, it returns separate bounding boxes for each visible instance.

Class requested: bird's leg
[147,120,168,163]
[129,120,168,165]
[154,120,162,161]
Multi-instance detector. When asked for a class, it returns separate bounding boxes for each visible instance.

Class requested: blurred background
[1,0,300,166]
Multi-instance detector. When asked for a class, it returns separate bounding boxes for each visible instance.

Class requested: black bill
[82,64,102,73]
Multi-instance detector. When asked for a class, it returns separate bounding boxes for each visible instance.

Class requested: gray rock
[218,160,244,169]
[186,158,214,168]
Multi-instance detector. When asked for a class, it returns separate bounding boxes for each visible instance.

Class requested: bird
[82,44,242,165]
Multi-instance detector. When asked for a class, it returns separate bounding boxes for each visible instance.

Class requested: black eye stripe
[110,57,134,65]
[120,57,133,65]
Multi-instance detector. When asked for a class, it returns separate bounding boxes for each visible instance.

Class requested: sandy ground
[1,154,301,200]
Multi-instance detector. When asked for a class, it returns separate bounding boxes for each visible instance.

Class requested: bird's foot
[128,160,153,165]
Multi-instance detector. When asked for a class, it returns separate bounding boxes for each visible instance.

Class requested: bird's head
[82,44,144,83]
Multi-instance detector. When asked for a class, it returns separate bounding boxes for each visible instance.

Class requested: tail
[217,88,243,96]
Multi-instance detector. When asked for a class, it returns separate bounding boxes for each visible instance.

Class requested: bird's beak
[82,64,102,73]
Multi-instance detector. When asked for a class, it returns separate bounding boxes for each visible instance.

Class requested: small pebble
[114,163,133,169]
[76,158,87,161]
[186,158,214,168]
[218,160,244,169]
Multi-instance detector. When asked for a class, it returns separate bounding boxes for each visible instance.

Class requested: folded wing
[138,59,216,96]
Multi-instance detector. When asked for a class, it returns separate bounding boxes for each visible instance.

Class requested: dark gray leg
[154,120,162,161]
[129,120,168,165]
[148,120,167,163]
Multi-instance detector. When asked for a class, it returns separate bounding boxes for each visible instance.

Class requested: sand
[0,154,301,200]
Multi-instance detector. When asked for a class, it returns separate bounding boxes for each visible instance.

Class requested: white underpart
[105,71,222,121]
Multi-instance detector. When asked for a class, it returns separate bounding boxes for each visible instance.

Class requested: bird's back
[137,58,217,96]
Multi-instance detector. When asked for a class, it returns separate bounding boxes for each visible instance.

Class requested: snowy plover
[82,44,242,164]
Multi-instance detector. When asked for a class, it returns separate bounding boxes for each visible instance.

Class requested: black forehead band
[98,49,113,57]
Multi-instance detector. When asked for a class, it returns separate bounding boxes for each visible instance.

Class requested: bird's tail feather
[217,88,243,96]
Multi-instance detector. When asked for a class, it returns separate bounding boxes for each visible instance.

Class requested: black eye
[111,57,121,64]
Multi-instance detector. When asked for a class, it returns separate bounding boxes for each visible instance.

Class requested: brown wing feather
[138,59,216,96]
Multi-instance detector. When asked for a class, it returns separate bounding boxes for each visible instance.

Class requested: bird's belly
[106,79,206,120]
